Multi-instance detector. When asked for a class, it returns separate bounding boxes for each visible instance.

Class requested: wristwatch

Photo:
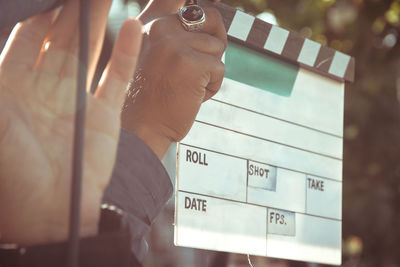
[0,205,138,267]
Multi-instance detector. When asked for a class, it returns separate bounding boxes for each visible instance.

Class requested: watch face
[181,5,204,22]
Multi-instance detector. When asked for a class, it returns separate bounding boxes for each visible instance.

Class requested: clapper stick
[67,0,89,266]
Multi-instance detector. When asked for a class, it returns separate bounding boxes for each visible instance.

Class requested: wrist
[121,118,171,160]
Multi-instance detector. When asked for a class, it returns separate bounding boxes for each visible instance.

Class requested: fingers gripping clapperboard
[162,2,355,265]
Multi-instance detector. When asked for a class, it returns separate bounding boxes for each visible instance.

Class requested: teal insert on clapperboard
[225,41,299,97]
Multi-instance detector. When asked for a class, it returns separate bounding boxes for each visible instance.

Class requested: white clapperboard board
[162,2,355,265]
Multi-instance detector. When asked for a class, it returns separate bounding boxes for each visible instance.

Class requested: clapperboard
[162,2,355,265]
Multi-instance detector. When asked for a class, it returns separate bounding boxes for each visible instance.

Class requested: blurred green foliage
[128,0,400,265]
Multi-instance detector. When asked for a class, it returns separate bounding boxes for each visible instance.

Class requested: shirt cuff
[102,129,173,261]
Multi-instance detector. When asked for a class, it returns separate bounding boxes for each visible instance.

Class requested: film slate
[163,2,355,265]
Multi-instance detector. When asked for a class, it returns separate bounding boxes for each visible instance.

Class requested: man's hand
[122,0,227,159]
[0,0,142,245]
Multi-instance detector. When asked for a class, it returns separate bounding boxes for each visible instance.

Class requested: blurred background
[1,0,399,266]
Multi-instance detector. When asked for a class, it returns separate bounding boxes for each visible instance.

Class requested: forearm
[103,129,173,262]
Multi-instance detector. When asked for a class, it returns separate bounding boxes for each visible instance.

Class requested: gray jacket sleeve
[102,129,173,262]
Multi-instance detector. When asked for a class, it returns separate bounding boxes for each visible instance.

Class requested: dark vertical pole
[67,0,89,266]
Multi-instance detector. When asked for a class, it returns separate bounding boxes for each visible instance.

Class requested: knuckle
[204,6,222,21]
[148,18,165,36]
[205,7,227,44]
[215,39,226,55]
[215,58,226,73]
[222,34,228,49]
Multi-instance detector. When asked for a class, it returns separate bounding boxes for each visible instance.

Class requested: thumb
[138,0,186,24]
